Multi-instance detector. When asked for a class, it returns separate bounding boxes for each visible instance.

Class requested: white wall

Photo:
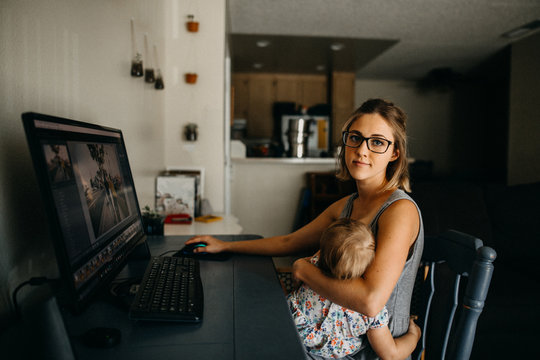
[0,0,167,324]
[163,0,226,212]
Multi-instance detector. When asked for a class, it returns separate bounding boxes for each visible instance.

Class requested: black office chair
[411,230,496,360]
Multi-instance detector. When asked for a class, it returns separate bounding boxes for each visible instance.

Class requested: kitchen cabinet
[247,74,275,138]
[274,76,299,102]
[231,71,355,151]
[331,72,356,144]
[232,73,328,139]
[299,76,327,106]
[233,74,250,122]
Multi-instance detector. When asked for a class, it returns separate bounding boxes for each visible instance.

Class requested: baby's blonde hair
[318,218,375,280]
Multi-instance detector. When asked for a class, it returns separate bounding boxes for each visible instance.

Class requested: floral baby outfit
[287,256,389,359]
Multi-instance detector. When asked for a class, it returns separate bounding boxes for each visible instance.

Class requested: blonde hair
[336,98,411,193]
[318,218,375,280]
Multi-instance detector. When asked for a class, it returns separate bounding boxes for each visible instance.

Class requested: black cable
[157,249,178,257]
[12,277,58,319]
[109,277,142,297]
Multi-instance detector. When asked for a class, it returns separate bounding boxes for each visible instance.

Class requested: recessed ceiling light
[253,63,263,69]
[501,19,540,39]
[256,40,270,48]
[330,42,345,51]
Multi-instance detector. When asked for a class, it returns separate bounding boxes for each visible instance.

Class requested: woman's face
[345,113,399,185]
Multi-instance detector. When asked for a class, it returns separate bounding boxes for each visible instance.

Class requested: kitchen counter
[232,157,337,165]
[230,157,337,238]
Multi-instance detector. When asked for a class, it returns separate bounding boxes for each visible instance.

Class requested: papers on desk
[195,215,222,223]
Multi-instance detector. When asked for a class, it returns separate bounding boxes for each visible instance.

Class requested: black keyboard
[129,256,203,322]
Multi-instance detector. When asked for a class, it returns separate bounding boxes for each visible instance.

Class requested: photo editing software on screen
[23,113,148,311]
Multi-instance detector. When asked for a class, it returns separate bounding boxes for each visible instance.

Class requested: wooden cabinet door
[301,75,327,107]
[275,74,300,103]
[232,74,250,120]
[332,72,355,144]
[247,74,275,138]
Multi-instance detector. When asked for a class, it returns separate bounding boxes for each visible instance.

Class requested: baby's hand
[408,316,421,339]
[292,257,312,285]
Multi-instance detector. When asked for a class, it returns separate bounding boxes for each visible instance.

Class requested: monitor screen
[22,112,148,312]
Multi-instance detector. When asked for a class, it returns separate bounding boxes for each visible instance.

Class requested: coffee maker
[272,102,330,158]
[286,117,311,158]
[281,114,329,158]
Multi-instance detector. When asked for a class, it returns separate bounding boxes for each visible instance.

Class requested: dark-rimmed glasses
[342,131,393,154]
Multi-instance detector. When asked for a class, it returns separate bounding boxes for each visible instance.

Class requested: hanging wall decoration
[144,33,155,83]
[184,123,198,141]
[153,45,164,90]
[184,73,198,84]
[186,15,199,32]
[130,18,143,77]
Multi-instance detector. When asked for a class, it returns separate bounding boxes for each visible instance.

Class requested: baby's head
[318,218,375,280]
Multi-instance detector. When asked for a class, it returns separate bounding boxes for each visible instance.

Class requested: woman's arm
[293,199,419,316]
[185,197,348,256]
[367,318,421,360]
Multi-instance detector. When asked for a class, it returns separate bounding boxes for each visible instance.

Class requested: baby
[287,218,420,359]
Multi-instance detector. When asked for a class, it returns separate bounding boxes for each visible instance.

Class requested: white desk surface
[164,214,243,236]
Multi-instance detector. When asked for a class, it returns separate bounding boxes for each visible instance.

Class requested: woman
[187,98,424,359]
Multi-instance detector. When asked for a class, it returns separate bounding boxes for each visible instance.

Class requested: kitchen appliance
[287,118,310,158]
[282,115,329,157]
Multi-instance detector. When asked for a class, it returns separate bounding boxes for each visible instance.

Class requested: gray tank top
[340,189,424,360]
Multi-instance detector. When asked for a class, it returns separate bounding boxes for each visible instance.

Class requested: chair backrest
[411,230,496,360]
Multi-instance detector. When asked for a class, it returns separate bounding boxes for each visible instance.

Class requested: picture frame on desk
[156,171,200,217]
[165,166,205,196]
[164,166,204,216]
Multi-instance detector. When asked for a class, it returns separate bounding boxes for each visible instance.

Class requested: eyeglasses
[342,131,393,154]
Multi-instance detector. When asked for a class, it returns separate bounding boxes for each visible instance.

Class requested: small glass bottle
[143,33,155,83]
[145,68,155,83]
[131,53,143,77]
[153,45,164,89]
[154,69,164,89]
[184,123,198,141]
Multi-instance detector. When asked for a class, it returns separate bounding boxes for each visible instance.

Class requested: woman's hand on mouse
[185,235,227,253]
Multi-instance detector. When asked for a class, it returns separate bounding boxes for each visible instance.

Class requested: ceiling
[227,0,540,80]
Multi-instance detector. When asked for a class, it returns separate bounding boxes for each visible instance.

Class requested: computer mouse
[180,242,208,255]
[174,242,231,261]
[82,327,121,348]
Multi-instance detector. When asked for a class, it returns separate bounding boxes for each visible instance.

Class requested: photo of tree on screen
[43,144,74,183]
[70,143,131,238]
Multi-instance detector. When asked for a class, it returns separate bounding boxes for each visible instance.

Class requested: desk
[61,234,307,360]
[164,214,243,236]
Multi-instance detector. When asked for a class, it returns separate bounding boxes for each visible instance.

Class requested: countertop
[232,157,337,165]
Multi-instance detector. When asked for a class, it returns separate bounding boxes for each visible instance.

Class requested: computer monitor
[22,112,149,313]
